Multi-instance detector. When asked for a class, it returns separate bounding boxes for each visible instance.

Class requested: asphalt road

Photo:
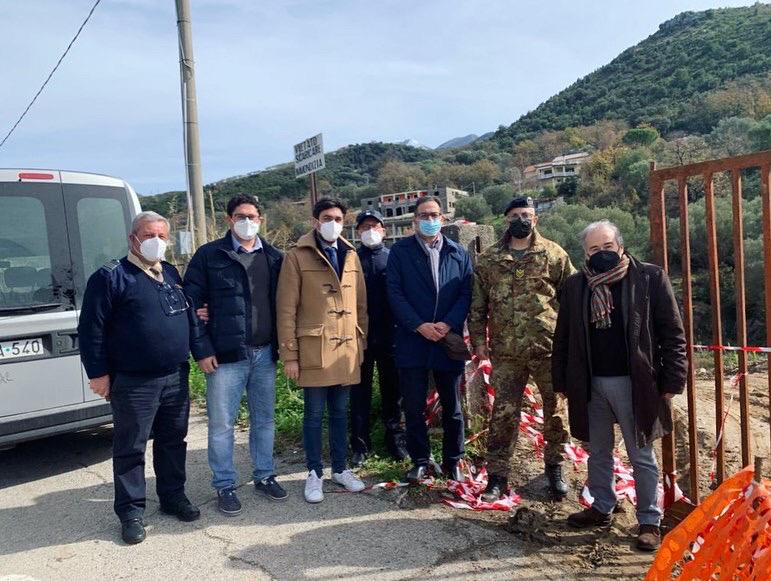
[0,414,578,580]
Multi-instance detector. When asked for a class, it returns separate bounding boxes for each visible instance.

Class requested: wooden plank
[731,169,752,467]
[704,173,726,484]
[653,150,771,181]
[678,177,700,503]
[761,164,771,453]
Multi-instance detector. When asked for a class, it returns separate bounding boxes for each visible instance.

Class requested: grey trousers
[588,375,661,526]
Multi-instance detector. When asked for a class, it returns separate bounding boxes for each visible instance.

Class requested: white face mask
[234,218,260,240]
[360,229,383,248]
[319,220,343,243]
[138,236,167,263]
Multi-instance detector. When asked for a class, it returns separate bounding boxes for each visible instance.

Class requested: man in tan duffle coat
[277,197,369,503]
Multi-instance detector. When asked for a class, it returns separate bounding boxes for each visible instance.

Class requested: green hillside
[492,4,771,146]
[142,4,771,220]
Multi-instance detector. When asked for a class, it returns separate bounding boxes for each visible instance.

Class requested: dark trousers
[350,347,404,454]
[399,367,464,468]
[109,363,190,522]
[303,386,350,476]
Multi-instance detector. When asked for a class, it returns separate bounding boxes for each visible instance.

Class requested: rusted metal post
[761,164,771,453]
[649,162,676,504]
[704,173,726,484]
[731,169,752,468]
[678,177,700,503]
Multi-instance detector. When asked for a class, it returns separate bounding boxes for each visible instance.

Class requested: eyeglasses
[417,212,442,220]
[233,214,260,221]
[159,282,190,315]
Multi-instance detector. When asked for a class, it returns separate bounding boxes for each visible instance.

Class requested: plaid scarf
[583,254,630,329]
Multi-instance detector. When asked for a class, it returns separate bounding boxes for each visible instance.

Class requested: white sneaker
[304,470,324,503]
[332,469,366,492]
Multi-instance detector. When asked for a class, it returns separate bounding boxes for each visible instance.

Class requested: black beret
[504,196,534,215]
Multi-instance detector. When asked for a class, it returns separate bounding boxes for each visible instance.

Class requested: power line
[0,0,102,151]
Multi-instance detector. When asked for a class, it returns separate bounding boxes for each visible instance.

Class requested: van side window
[76,198,128,281]
[0,196,54,306]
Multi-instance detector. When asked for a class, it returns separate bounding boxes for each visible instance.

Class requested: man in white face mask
[276,197,368,503]
[349,210,408,466]
[184,194,288,515]
[78,211,200,544]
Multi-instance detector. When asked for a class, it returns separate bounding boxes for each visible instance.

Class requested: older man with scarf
[552,220,687,552]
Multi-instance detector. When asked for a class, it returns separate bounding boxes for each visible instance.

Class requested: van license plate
[0,337,44,360]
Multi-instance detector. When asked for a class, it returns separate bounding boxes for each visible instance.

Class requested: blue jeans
[303,386,350,477]
[206,346,277,491]
[587,375,661,526]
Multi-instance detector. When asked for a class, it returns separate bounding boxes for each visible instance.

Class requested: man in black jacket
[184,194,287,516]
[79,211,200,545]
[349,210,408,466]
[552,220,687,552]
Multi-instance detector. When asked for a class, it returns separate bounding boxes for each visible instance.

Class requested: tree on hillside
[707,116,758,156]
[481,184,516,214]
[622,127,660,147]
[465,159,501,190]
[376,160,427,194]
[454,196,492,223]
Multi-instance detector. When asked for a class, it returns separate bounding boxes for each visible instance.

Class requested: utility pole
[176,0,207,246]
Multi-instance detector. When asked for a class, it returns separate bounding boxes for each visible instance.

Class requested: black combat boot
[545,463,568,500]
[481,474,508,503]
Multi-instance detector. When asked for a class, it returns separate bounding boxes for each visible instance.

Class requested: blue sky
[0,0,753,194]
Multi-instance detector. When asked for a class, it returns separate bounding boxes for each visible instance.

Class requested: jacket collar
[498,228,546,253]
[297,230,355,251]
[410,233,458,256]
[218,230,281,263]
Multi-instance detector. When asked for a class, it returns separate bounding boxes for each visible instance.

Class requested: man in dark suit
[386,196,473,483]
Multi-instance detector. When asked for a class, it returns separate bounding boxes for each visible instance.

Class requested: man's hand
[662,393,675,401]
[285,361,300,381]
[196,303,210,323]
[435,322,451,338]
[417,323,443,342]
[90,375,110,399]
[198,355,218,374]
[475,345,490,360]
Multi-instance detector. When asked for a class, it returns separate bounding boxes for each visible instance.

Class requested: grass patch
[188,358,304,451]
[188,359,478,484]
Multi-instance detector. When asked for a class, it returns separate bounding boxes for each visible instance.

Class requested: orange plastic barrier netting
[646,467,771,580]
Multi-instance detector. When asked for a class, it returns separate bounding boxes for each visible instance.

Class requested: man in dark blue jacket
[183,194,287,516]
[78,211,200,545]
[349,210,408,466]
[386,196,473,483]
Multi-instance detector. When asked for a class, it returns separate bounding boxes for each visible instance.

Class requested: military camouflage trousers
[485,356,569,475]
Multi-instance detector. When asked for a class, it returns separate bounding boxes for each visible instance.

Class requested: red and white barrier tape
[694,344,771,354]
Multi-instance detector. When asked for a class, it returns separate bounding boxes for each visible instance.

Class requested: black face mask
[508,217,533,239]
[588,250,621,273]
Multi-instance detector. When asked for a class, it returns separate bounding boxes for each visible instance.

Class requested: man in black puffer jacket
[349,210,408,466]
[184,194,286,516]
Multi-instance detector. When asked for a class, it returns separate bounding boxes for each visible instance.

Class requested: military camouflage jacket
[468,231,575,358]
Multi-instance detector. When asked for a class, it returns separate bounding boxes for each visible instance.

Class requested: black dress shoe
[351,451,366,468]
[121,518,146,544]
[160,497,201,522]
[406,464,427,484]
[443,464,464,482]
[545,463,568,500]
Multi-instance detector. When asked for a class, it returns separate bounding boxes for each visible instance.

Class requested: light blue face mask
[418,219,442,237]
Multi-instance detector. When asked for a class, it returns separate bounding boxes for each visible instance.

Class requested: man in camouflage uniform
[468,196,575,501]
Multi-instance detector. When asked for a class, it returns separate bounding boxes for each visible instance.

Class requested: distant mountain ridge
[140,4,771,214]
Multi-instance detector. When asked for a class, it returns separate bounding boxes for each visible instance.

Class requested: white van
[0,169,140,447]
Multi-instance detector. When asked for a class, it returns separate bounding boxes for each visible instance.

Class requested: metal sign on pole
[294,133,325,206]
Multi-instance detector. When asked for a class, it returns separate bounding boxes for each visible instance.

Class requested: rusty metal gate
[649,150,771,507]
